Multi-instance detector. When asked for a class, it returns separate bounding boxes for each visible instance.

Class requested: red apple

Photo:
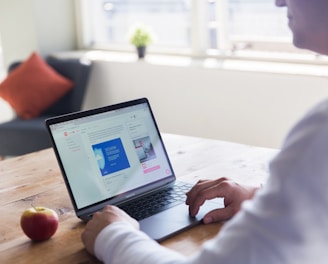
[20,206,59,241]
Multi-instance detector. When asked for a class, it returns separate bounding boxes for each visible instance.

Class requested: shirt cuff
[94,222,135,261]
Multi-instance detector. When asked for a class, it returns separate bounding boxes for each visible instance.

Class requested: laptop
[45,98,224,241]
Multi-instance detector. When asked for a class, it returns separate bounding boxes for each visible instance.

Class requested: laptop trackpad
[139,198,224,241]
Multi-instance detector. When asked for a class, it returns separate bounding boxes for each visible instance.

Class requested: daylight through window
[79,0,317,60]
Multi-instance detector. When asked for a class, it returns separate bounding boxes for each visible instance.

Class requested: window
[208,0,291,49]
[224,0,290,39]
[78,0,317,60]
[80,0,192,51]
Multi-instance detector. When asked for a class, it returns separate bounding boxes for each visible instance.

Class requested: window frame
[75,0,326,66]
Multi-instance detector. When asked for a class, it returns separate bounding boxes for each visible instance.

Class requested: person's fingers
[103,205,140,229]
[102,204,112,211]
[187,180,232,217]
[81,205,140,255]
[186,178,228,205]
[187,178,228,197]
[202,207,235,224]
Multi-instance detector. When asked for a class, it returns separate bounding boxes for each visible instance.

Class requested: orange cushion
[0,52,74,119]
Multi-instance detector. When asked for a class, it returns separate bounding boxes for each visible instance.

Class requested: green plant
[128,25,153,47]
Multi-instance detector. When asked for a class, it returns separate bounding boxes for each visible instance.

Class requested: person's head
[275,0,328,55]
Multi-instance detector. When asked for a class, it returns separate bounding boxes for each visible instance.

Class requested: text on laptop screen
[48,102,173,209]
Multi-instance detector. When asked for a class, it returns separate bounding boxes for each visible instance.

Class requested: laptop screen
[46,99,175,210]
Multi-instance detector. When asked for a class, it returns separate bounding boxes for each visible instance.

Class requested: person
[82,0,328,263]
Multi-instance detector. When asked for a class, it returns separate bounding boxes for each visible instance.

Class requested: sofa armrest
[0,98,15,123]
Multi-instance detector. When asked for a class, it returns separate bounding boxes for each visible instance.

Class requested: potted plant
[128,25,154,59]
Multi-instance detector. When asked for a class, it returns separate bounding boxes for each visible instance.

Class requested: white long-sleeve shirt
[94,99,328,264]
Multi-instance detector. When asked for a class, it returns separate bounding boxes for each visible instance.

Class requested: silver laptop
[45,98,224,241]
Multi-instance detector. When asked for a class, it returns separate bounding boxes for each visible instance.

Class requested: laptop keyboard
[119,182,192,220]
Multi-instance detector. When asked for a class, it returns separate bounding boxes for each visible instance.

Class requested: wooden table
[0,134,277,263]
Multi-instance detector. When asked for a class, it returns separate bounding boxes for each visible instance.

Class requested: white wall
[83,57,328,149]
[0,0,76,68]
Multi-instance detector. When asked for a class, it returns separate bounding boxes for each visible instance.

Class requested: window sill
[53,49,328,78]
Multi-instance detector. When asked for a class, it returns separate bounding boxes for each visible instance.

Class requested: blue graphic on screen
[93,138,130,176]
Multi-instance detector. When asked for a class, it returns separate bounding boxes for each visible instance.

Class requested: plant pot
[136,46,146,59]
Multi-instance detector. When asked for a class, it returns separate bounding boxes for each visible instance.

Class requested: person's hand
[81,205,139,255]
[186,177,258,224]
